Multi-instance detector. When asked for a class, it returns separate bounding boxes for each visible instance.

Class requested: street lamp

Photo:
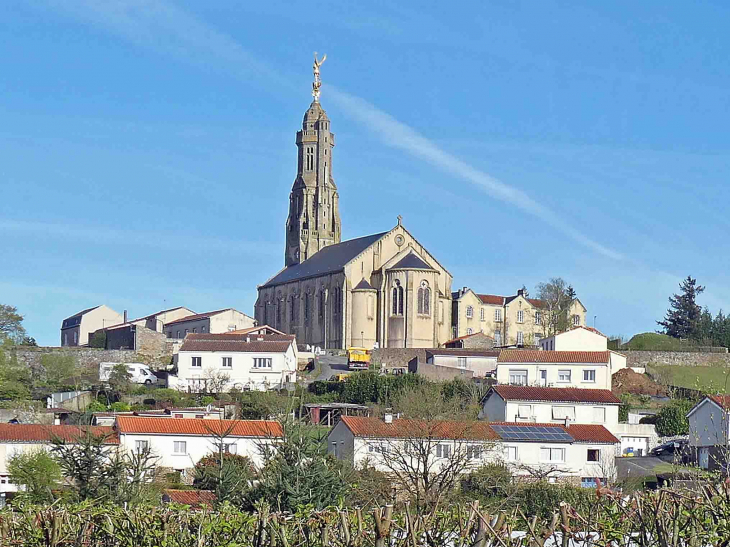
[361,331,364,346]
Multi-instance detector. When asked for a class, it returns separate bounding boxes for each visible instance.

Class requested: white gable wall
[688,398,730,448]
[541,329,607,352]
[480,397,618,426]
[496,362,611,390]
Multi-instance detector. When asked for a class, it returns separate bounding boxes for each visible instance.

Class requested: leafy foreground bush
[5,482,730,546]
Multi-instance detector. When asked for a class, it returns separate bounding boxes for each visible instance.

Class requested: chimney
[517,289,524,297]
[123,310,128,323]
[246,336,250,343]
[384,408,393,424]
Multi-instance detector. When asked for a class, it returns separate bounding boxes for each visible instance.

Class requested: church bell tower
[285,54,341,267]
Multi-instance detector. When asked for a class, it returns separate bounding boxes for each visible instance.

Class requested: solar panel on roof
[491,424,573,442]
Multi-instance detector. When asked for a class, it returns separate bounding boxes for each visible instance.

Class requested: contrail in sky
[43,0,623,261]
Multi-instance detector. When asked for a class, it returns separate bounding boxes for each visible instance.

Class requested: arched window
[466,305,474,319]
[306,147,314,170]
[392,280,404,316]
[289,296,295,323]
[276,293,282,328]
[467,328,473,335]
[417,281,431,316]
[304,292,311,322]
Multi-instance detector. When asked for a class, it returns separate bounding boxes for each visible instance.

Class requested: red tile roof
[116,417,283,437]
[477,294,505,305]
[179,338,293,353]
[490,385,621,404]
[427,349,501,358]
[709,395,730,409]
[487,422,618,444]
[339,417,618,445]
[0,425,118,444]
[164,308,244,326]
[498,350,610,364]
[339,416,499,441]
[163,489,216,508]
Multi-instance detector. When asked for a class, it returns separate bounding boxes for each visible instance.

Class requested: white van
[99,362,157,385]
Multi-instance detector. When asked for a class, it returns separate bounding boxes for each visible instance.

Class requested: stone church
[255,78,453,349]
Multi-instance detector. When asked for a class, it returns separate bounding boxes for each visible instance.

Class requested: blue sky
[2,0,730,346]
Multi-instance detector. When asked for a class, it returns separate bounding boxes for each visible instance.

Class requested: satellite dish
[206,404,213,413]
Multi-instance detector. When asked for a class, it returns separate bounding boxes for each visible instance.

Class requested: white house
[425,349,500,378]
[164,308,256,340]
[687,395,730,471]
[0,424,117,503]
[496,350,626,390]
[327,416,618,487]
[479,385,621,425]
[115,417,283,475]
[480,385,657,456]
[177,333,298,392]
[539,326,610,352]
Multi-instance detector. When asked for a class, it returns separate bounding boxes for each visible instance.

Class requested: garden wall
[626,350,730,368]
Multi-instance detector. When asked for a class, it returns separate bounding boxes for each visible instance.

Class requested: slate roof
[498,350,610,364]
[164,308,239,326]
[353,278,375,290]
[489,385,621,404]
[261,232,388,287]
[389,251,434,271]
[116,417,283,437]
[0,424,118,444]
[63,305,101,321]
[163,489,217,508]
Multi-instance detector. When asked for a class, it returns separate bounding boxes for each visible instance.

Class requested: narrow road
[315,354,349,381]
[615,456,665,480]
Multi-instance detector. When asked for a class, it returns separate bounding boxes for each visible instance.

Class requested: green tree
[40,353,80,388]
[193,453,256,507]
[253,420,350,511]
[0,380,30,400]
[655,399,694,437]
[0,304,26,344]
[109,363,133,394]
[7,449,62,503]
[535,278,577,335]
[89,330,106,349]
[657,276,705,340]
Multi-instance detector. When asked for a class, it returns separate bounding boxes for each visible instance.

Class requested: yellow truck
[347,347,371,370]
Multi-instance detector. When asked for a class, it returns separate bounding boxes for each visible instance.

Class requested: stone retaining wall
[626,351,730,368]
[371,348,428,369]
[12,346,170,373]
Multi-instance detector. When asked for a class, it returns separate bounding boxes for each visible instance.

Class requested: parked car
[99,362,157,386]
[651,439,691,464]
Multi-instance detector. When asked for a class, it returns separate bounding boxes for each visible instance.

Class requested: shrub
[655,399,694,436]
[149,388,182,405]
[110,402,131,412]
[86,401,107,412]
[0,380,30,400]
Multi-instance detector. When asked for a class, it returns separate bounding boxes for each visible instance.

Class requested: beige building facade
[60,305,124,347]
[451,288,587,347]
[256,91,452,349]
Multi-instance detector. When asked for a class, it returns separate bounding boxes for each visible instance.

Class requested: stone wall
[626,351,730,368]
[407,359,474,382]
[371,348,428,369]
[12,346,171,374]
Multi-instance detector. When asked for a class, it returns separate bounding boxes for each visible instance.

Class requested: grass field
[649,364,730,392]
[625,332,704,351]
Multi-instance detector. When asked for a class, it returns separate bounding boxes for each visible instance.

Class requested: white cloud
[326,87,624,261]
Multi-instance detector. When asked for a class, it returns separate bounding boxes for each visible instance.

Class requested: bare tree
[202,367,231,396]
[535,278,577,336]
[512,462,570,481]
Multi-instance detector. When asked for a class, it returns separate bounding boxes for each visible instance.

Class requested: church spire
[284,55,341,267]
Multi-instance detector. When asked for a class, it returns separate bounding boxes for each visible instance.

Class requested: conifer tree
[657,276,705,339]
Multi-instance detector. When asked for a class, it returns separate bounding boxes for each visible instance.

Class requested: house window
[480,308,485,321]
[222,357,232,368]
[593,407,606,423]
[173,441,187,454]
[466,445,482,460]
[135,440,149,453]
[177,330,182,338]
[195,414,204,419]
[506,446,518,461]
[540,447,565,462]
[466,306,473,319]
[583,369,596,382]
[494,331,502,345]
[224,443,237,454]
[552,406,576,421]
[174,414,183,419]
[306,147,314,170]
[192,328,197,333]
[509,369,528,385]
[192,357,202,368]
[467,328,473,335]
[517,310,524,323]
[557,370,571,382]
[253,358,273,369]
[63,333,68,345]
[517,405,532,419]
[587,449,600,462]
[417,281,431,315]
[392,281,404,316]
[494,309,502,322]
[458,357,467,369]
[581,477,601,488]
[573,315,580,326]
[535,311,542,325]
[368,443,387,454]
[517,331,524,345]
[436,444,451,458]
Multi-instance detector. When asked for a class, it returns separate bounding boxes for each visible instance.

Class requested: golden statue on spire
[312,52,327,102]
